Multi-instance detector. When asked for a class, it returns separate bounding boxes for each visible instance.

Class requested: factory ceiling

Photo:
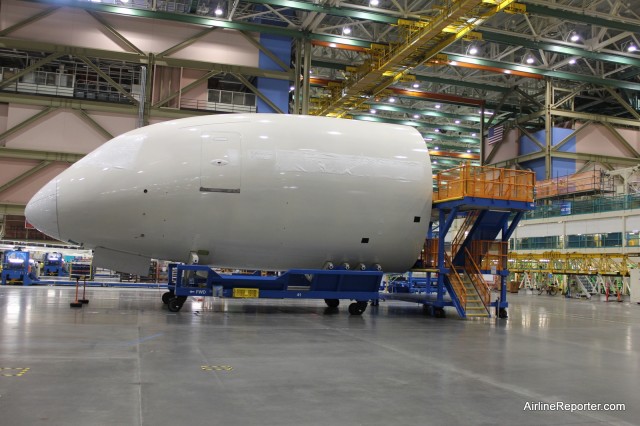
[6,0,640,171]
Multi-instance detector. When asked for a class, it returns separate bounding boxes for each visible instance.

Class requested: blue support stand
[430,198,532,319]
[162,264,383,315]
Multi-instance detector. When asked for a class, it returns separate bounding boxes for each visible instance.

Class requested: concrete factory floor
[0,286,638,426]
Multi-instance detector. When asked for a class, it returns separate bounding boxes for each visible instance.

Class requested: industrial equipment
[43,252,67,276]
[164,263,383,315]
[1,249,37,285]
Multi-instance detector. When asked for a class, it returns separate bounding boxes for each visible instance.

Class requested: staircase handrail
[463,247,491,307]
[444,252,467,308]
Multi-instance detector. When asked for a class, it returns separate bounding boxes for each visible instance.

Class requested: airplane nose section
[25,179,60,240]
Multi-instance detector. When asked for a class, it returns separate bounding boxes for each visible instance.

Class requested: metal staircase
[452,210,510,265]
[463,248,491,317]
[461,275,490,318]
[444,252,467,315]
[451,210,480,258]
[443,251,491,319]
[575,275,597,299]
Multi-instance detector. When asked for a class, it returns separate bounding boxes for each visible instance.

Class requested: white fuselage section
[26,114,432,273]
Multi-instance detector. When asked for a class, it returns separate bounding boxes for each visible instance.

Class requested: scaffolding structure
[413,164,535,319]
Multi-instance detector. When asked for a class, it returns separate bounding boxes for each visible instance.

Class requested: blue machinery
[43,252,66,276]
[163,264,383,315]
[1,250,37,286]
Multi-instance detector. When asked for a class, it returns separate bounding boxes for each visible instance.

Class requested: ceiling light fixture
[342,27,351,35]
[526,55,535,64]
[413,114,420,119]
[214,5,223,16]
[569,58,577,65]
[369,0,379,6]
[370,109,376,114]
[329,43,337,48]
[389,97,396,103]
[435,104,441,109]
[570,32,580,42]
[628,44,638,52]
[412,83,420,88]
[469,46,479,55]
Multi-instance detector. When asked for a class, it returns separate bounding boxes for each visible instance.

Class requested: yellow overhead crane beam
[312,0,521,118]
[508,252,639,276]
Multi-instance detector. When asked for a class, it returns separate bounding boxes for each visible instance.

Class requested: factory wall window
[626,232,640,247]
[524,193,640,220]
[514,236,562,250]
[566,232,622,248]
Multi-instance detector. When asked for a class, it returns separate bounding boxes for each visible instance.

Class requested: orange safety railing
[444,252,466,308]
[434,163,535,202]
[464,248,491,308]
[469,240,508,271]
[535,170,604,199]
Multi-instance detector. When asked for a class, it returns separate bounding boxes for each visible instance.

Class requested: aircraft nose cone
[25,179,60,240]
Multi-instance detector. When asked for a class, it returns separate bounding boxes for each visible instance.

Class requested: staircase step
[466,313,490,317]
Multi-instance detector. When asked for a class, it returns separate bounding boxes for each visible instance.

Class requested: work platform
[410,164,535,319]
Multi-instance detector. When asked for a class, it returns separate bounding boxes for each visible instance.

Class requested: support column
[292,40,302,115]
[545,79,552,180]
[301,39,312,115]
[256,34,291,114]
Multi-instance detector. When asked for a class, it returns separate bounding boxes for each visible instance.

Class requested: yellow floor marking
[201,365,233,371]
[0,367,30,377]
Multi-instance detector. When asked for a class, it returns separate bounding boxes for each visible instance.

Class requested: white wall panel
[565,217,622,234]
[515,222,563,238]
[625,216,640,232]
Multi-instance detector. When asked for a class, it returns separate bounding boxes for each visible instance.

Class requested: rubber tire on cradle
[348,302,367,315]
[548,287,558,296]
[168,297,186,312]
[324,299,340,308]
[498,308,508,319]
[162,291,174,304]
[434,307,446,318]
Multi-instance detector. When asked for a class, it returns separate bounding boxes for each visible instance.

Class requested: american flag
[487,125,504,145]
